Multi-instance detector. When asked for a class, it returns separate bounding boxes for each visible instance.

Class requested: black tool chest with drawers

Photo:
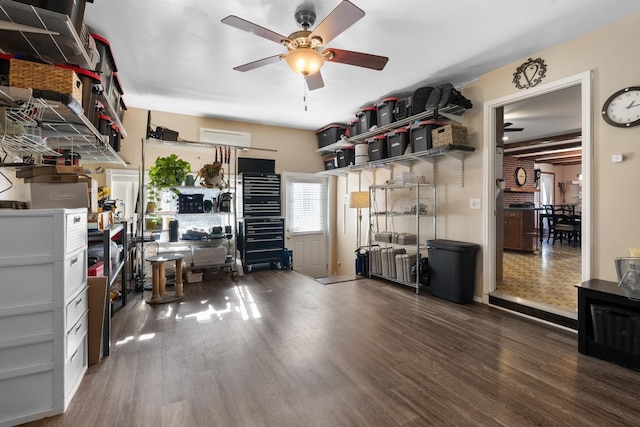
[237,173,285,270]
[239,173,281,217]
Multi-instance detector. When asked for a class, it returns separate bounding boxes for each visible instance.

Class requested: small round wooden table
[145,253,185,305]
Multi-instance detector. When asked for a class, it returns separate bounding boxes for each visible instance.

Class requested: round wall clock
[601,86,640,127]
[514,167,527,186]
[512,58,547,90]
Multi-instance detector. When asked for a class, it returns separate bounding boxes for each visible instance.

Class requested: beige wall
[119,107,322,176]
[333,13,640,286]
[468,13,640,283]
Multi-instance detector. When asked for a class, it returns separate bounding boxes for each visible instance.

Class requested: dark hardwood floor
[24,270,640,426]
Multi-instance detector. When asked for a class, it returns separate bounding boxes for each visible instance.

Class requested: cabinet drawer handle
[75,323,83,334]
[75,297,83,306]
[70,257,78,266]
[70,348,78,363]
[73,215,82,224]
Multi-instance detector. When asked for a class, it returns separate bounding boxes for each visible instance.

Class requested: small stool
[145,253,185,305]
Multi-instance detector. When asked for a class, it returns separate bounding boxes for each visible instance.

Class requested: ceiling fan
[221,0,389,90]
[504,122,524,132]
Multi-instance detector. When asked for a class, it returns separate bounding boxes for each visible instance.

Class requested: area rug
[315,275,362,285]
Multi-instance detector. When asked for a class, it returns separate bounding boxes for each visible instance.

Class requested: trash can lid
[426,239,480,252]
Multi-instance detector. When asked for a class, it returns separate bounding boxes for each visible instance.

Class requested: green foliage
[147,154,191,204]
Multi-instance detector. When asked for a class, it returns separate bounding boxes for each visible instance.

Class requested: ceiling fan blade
[309,0,365,45]
[0,21,59,35]
[324,48,388,70]
[504,122,525,132]
[306,71,324,91]
[233,54,283,72]
[221,15,289,44]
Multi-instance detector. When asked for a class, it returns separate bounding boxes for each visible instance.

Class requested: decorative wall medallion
[513,58,547,90]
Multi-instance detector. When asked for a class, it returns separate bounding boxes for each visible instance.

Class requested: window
[106,168,140,233]
[287,178,327,234]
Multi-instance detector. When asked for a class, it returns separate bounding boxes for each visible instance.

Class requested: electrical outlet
[470,198,481,210]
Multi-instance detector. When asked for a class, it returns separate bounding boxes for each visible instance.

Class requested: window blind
[287,179,326,233]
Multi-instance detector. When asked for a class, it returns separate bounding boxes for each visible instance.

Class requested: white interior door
[283,172,329,278]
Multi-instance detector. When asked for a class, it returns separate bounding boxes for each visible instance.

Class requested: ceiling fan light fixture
[285,48,324,77]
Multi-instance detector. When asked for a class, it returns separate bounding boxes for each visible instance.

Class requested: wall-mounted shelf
[315,104,466,154]
[504,187,540,193]
[0,0,94,69]
[1,85,126,165]
[0,1,129,151]
[145,137,277,153]
[319,144,474,187]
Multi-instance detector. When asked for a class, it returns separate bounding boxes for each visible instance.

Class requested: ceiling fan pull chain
[303,78,308,111]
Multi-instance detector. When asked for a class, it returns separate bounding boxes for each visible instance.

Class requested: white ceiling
[84,0,640,132]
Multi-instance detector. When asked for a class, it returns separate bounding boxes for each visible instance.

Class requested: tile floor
[497,241,581,313]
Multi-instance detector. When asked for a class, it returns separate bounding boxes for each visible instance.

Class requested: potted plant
[197,160,226,189]
[147,154,191,206]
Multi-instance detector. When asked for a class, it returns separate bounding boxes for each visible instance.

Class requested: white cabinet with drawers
[0,208,88,427]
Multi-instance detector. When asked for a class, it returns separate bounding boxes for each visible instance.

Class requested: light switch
[470,198,481,209]
[612,154,623,163]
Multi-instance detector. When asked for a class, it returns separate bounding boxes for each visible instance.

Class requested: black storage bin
[91,33,118,99]
[394,96,413,120]
[347,119,359,138]
[591,304,640,355]
[97,113,112,135]
[387,128,409,157]
[376,97,399,127]
[410,120,445,152]
[336,147,355,168]
[367,135,388,161]
[108,73,124,115]
[356,106,377,133]
[426,239,479,304]
[71,66,102,128]
[15,0,90,33]
[322,153,337,170]
[116,96,127,122]
[109,125,121,152]
[315,123,347,148]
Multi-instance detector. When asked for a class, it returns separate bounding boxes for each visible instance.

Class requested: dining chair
[550,207,580,245]
[542,205,554,242]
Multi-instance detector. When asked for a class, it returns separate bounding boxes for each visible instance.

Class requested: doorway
[283,172,330,278]
[482,71,592,321]
[539,172,555,206]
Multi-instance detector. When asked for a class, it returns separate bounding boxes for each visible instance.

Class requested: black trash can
[426,239,479,303]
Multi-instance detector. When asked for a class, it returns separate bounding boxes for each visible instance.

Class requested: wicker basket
[432,123,468,147]
[9,59,83,105]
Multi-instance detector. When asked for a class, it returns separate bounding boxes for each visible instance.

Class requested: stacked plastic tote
[369,247,418,284]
